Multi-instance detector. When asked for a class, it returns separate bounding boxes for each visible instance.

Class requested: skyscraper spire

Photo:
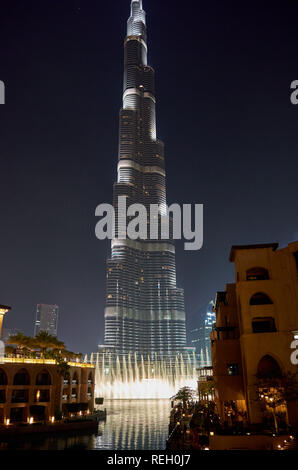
[103,0,187,360]
[128,0,146,41]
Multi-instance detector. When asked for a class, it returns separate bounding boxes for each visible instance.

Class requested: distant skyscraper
[103,0,187,359]
[34,304,59,337]
[191,301,216,366]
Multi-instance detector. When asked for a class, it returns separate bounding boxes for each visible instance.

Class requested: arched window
[252,317,276,333]
[257,355,282,379]
[36,370,51,386]
[249,292,273,305]
[0,369,8,386]
[246,267,269,281]
[13,368,30,385]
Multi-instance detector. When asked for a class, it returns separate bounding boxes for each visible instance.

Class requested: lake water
[0,399,172,450]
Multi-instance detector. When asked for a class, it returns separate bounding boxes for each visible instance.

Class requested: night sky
[1,0,297,354]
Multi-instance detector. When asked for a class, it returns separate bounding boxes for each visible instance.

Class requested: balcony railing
[198,375,214,382]
[211,326,238,340]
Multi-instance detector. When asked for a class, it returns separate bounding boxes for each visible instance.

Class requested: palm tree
[4,344,17,357]
[172,387,196,410]
[34,331,65,358]
[7,332,35,356]
[56,359,70,379]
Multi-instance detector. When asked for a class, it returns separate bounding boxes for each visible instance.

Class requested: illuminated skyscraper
[191,301,216,366]
[34,304,59,337]
[104,1,187,359]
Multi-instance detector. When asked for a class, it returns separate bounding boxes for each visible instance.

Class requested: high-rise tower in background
[34,304,59,337]
[104,0,187,359]
[191,301,216,366]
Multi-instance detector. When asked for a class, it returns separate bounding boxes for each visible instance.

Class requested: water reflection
[0,430,96,450]
[0,399,171,450]
[94,399,171,450]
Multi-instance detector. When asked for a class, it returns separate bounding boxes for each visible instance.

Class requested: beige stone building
[210,242,298,430]
[0,359,95,424]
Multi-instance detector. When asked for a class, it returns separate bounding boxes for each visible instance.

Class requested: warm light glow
[51,416,55,423]
[29,417,33,424]
[6,418,10,425]
[36,390,40,401]
[94,353,198,399]
[3,357,94,368]
[210,432,214,436]
[68,361,94,368]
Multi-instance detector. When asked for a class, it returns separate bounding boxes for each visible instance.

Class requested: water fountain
[86,352,198,399]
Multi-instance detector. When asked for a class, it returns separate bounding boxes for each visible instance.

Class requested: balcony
[198,375,214,383]
[211,326,238,341]
[197,366,213,382]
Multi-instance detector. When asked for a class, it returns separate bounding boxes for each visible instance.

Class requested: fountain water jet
[88,352,198,399]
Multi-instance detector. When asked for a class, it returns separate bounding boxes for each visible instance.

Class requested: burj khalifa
[103,0,187,361]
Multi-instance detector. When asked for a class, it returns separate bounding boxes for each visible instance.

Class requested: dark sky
[0,0,297,354]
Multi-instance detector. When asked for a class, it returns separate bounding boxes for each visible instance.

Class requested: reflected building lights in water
[94,400,172,450]
[0,400,173,450]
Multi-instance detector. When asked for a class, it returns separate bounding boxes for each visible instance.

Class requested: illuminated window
[246,267,269,281]
[227,363,239,376]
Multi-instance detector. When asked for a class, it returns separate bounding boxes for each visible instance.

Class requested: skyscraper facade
[191,301,216,367]
[104,0,187,359]
[34,304,59,337]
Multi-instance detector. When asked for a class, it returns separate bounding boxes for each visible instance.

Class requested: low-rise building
[0,359,95,424]
[210,242,298,430]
